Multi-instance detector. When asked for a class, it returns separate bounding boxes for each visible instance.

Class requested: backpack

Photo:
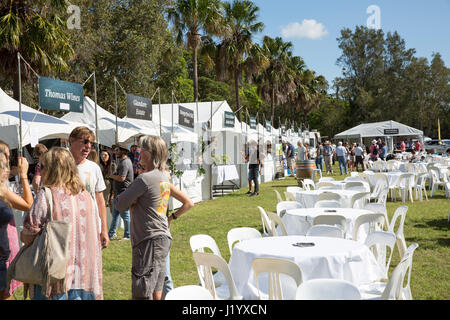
[7,187,72,298]
[372,145,379,156]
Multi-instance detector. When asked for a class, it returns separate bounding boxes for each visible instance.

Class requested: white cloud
[281,19,328,40]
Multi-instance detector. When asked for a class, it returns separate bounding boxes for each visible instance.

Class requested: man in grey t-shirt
[108,144,134,240]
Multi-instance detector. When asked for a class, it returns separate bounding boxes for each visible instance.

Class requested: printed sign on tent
[250,116,257,129]
[39,76,83,113]
[384,128,399,135]
[224,111,235,128]
[178,105,194,129]
[126,93,152,121]
[281,125,286,134]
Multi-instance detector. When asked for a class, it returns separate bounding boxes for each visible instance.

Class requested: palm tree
[215,0,266,121]
[167,0,223,102]
[0,0,74,100]
[256,36,295,126]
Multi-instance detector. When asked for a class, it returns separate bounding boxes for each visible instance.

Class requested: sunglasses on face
[80,138,94,146]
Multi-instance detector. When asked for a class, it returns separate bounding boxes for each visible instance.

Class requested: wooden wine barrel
[296,160,315,182]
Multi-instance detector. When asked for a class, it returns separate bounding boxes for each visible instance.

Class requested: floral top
[23,187,103,299]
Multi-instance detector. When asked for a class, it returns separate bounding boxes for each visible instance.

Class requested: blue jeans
[163,252,174,298]
[337,156,348,175]
[32,284,95,300]
[315,156,323,171]
[108,197,130,238]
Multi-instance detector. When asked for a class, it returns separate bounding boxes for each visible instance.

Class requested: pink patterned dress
[6,221,22,296]
[22,187,103,299]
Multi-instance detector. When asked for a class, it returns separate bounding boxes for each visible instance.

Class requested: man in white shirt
[335,141,348,175]
[353,143,365,171]
[69,126,109,249]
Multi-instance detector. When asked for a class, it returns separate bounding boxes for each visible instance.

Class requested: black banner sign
[126,94,152,121]
[178,105,194,129]
[384,128,399,135]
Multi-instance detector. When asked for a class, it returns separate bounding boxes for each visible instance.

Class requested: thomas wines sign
[39,77,83,113]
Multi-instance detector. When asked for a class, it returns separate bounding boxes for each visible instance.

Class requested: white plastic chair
[301,179,316,190]
[364,231,397,280]
[266,211,288,236]
[273,190,284,203]
[344,181,366,191]
[363,203,388,229]
[227,227,261,255]
[284,191,296,202]
[296,279,361,300]
[257,206,273,237]
[359,243,419,300]
[252,257,303,300]
[286,186,302,194]
[377,187,389,204]
[414,173,428,201]
[165,285,214,300]
[369,180,385,202]
[445,182,450,199]
[314,200,342,208]
[317,192,342,203]
[429,168,444,197]
[401,243,420,300]
[397,173,415,203]
[319,177,335,182]
[386,160,398,171]
[313,214,348,236]
[350,171,360,177]
[388,206,408,258]
[306,225,344,238]
[352,213,386,242]
[344,176,364,182]
[350,192,370,209]
[190,234,226,288]
[192,251,243,300]
[316,181,336,189]
[276,201,303,217]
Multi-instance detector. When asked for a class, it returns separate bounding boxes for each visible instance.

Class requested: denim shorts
[131,235,171,300]
[32,285,95,300]
[248,166,259,181]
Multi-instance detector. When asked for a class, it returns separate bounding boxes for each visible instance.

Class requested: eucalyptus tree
[0,0,74,100]
[215,0,266,121]
[167,0,224,102]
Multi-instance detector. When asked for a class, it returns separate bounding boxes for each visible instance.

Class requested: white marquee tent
[62,96,160,147]
[0,87,86,149]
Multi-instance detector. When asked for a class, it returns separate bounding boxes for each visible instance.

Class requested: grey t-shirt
[113,157,134,196]
[115,169,171,247]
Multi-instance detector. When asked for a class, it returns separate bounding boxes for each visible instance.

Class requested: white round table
[282,207,373,239]
[228,236,384,300]
[365,171,416,188]
[293,189,361,208]
[321,180,371,192]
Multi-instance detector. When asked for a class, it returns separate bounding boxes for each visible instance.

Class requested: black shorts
[355,156,363,164]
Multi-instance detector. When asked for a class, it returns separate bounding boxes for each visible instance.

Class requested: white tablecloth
[293,189,361,208]
[282,207,373,239]
[228,236,384,300]
[212,165,240,184]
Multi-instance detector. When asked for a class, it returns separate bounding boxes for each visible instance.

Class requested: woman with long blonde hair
[22,147,103,300]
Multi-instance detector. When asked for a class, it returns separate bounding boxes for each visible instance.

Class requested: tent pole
[114,77,119,145]
[158,87,162,136]
[17,52,23,157]
[171,90,174,135]
[209,101,213,200]
[93,72,99,154]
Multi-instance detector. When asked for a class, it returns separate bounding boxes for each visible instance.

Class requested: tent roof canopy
[334,120,423,139]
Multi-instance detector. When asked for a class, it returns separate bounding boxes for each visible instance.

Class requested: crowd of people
[0,126,194,300]
[279,137,424,177]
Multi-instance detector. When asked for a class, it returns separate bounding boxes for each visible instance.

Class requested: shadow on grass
[414,219,450,231]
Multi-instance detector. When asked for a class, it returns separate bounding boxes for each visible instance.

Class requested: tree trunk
[193,46,198,102]
[271,84,275,127]
[234,67,241,121]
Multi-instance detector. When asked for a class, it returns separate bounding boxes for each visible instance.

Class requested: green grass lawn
[11,163,450,300]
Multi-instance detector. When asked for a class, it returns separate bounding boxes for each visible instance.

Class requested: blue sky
[251,0,450,90]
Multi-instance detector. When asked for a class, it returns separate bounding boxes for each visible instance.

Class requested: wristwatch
[171,214,178,220]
